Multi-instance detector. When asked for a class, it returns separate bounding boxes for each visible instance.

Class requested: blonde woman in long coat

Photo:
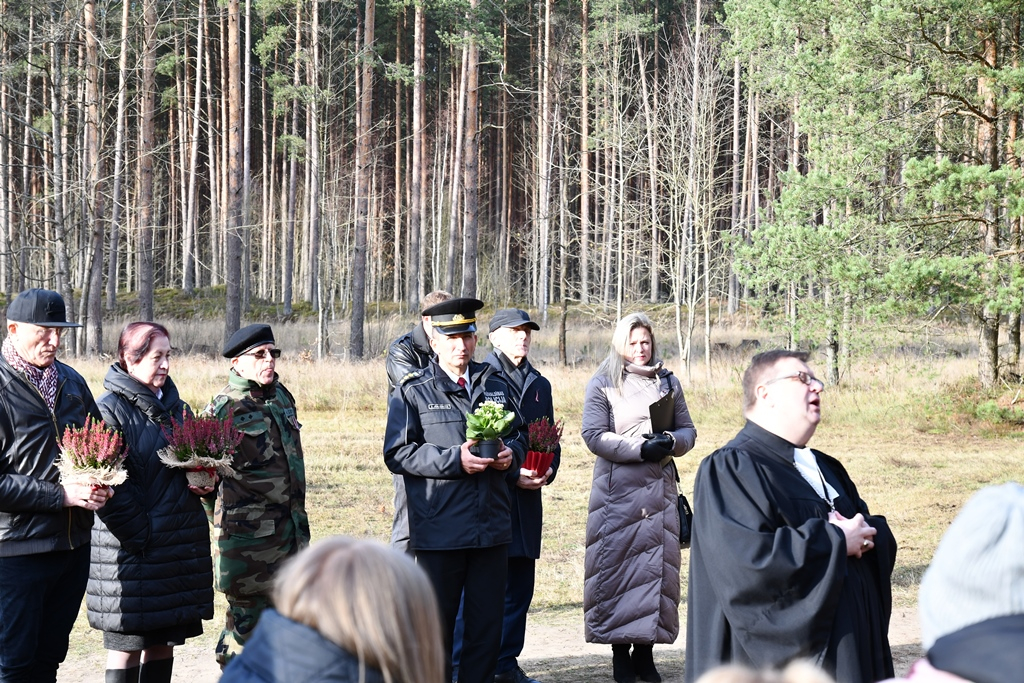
[582,313,697,683]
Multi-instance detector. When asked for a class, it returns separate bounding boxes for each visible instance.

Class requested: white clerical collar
[793,446,839,508]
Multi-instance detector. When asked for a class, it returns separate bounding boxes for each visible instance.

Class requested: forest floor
[57,606,922,682]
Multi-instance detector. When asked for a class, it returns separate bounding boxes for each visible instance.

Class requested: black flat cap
[423,297,485,336]
[488,308,540,333]
[7,289,81,328]
[223,323,275,358]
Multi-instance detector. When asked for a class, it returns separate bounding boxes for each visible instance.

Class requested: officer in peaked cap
[422,297,485,336]
[384,294,528,683]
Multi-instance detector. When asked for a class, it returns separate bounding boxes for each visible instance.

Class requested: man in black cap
[384,297,527,683]
[385,289,451,553]
[0,288,112,682]
[204,323,310,667]
[486,309,561,683]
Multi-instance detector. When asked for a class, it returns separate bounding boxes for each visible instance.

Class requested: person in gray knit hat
[881,481,1024,683]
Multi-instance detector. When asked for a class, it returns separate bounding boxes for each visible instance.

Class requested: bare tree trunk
[137,0,157,321]
[461,0,480,298]
[393,11,404,303]
[1009,15,1022,372]
[635,34,659,303]
[183,0,206,294]
[48,9,75,352]
[83,0,104,354]
[282,5,302,317]
[978,33,999,387]
[242,0,253,311]
[407,2,424,312]
[351,0,374,357]
[728,56,741,314]
[224,0,244,341]
[535,0,552,316]
[579,0,591,304]
[446,51,467,293]
[307,0,321,309]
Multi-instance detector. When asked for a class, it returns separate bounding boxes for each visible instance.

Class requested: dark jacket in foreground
[483,351,560,559]
[86,365,214,634]
[383,360,526,551]
[0,356,99,557]
[685,420,896,683]
[219,609,387,683]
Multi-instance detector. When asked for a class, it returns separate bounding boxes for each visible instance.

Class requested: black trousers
[0,544,90,683]
[416,545,508,683]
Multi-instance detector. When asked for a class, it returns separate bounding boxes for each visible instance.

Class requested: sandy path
[57,608,921,682]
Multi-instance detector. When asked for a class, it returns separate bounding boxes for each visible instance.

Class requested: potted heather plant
[465,400,515,459]
[158,410,244,487]
[57,416,128,487]
[525,416,562,476]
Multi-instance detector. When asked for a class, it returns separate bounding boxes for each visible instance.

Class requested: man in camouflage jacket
[204,324,310,667]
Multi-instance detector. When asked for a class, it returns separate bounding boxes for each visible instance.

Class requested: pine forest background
[1,0,1024,388]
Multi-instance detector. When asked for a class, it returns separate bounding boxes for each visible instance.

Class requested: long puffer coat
[581,361,696,645]
[86,364,213,634]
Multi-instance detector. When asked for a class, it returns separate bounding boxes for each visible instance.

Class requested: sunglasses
[242,348,282,360]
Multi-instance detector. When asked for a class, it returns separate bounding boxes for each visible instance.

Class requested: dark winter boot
[105,667,140,683]
[139,657,174,683]
[612,644,636,683]
[630,644,661,683]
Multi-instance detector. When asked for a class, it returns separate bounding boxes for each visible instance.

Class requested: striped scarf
[2,336,58,413]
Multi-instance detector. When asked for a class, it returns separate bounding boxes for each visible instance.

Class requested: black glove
[640,433,674,462]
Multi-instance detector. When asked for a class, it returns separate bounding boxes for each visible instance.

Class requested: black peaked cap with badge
[422,297,484,336]
[223,323,276,358]
[488,308,540,334]
[7,288,81,328]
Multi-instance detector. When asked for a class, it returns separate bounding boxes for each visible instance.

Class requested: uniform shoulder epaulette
[205,394,231,418]
[400,369,425,385]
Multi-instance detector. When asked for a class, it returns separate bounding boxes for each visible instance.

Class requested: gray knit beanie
[918,482,1024,650]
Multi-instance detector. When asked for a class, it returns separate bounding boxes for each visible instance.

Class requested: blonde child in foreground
[219,536,446,683]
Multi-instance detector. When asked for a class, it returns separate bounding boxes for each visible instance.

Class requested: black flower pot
[477,439,500,459]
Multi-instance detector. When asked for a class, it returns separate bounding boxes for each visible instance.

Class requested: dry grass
[62,322,1024,661]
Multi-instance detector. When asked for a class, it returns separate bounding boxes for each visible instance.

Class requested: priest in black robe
[684,350,896,683]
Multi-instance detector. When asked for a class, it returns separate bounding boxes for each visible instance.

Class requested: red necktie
[457,377,467,388]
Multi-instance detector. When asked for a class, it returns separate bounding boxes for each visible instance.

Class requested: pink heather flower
[527,417,563,453]
[61,417,126,471]
[162,409,244,465]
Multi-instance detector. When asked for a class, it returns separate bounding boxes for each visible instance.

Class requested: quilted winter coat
[581,362,696,645]
[86,364,214,634]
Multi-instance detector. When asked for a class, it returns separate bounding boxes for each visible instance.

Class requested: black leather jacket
[385,324,433,388]
[0,356,100,557]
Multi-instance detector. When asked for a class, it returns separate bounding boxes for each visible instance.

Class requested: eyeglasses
[242,348,281,360]
[764,371,824,390]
